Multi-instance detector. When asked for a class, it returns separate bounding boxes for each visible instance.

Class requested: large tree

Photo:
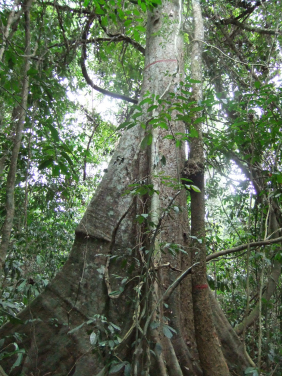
[1,0,282,375]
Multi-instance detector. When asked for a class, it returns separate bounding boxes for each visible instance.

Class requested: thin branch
[97,15,145,55]
[163,262,199,301]
[81,17,138,104]
[143,262,199,337]
[43,1,93,14]
[206,236,282,262]
[49,36,145,55]
[219,0,266,23]
[222,19,282,36]
[194,39,267,67]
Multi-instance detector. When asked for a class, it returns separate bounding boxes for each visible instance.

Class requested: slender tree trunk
[0,0,33,272]
[0,0,22,62]
[185,1,229,374]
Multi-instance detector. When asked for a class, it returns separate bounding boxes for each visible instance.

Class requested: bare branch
[81,17,138,104]
[43,1,93,14]
[206,236,282,262]
[220,19,282,35]
[163,262,199,301]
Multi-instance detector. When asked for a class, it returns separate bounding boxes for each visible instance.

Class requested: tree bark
[185,1,230,375]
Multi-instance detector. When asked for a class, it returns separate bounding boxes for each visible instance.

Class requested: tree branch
[163,262,199,301]
[97,15,145,55]
[43,1,93,14]
[220,0,266,23]
[80,17,138,104]
[88,35,145,55]
[220,19,282,35]
[206,236,282,262]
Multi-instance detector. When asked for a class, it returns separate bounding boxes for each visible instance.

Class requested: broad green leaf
[124,363,131,376]
[154,342,162,355]
[124,19,132,27]
[191,185,201,192]
[46,123,60,142]
[254,81,261,89]
[150,321,160,330]
[140,98,153,106]
[61,151,73,166]
[109,362,125,374]
[147,104,158,112]
[162,325,173,339]
[38,158,53,170]
[10,350,25,371]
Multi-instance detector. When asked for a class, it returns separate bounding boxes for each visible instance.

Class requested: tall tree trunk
[185,1,229,374]
[0,2,197,375]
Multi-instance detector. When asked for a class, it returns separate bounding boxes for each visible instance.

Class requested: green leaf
[254,81,261,89]
[90,331,97,345]
[95,5,105,14]
[109,362,125,373]
[124,19,132,27]
[109,287,124,296]
[150,321,160,330]
[154,342,162,356]
[140,2,147,12]
[7,315,24,325]
[140,98,153,106]
[193,116,205,125]
[10,350,25,371]
[132,112,142,120]
[187,79,201,83]
[189,128,199,138]
[68,323,85,334]
[101,16,108,26]
[147,105,158,112]
[276,174,282,184]
[191,185,201,192]
[61,151,73,166]
[244,367,259,376]
[162,325,173,339]
[109,323,121,331]
[147,132,153,145]
[158,121,168,129]
[141,133,153,148]
[124,363,131,376]
[116,121,134,130]
[27,67,38,77]
[38,158,53,170]
[46,123,60,142]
